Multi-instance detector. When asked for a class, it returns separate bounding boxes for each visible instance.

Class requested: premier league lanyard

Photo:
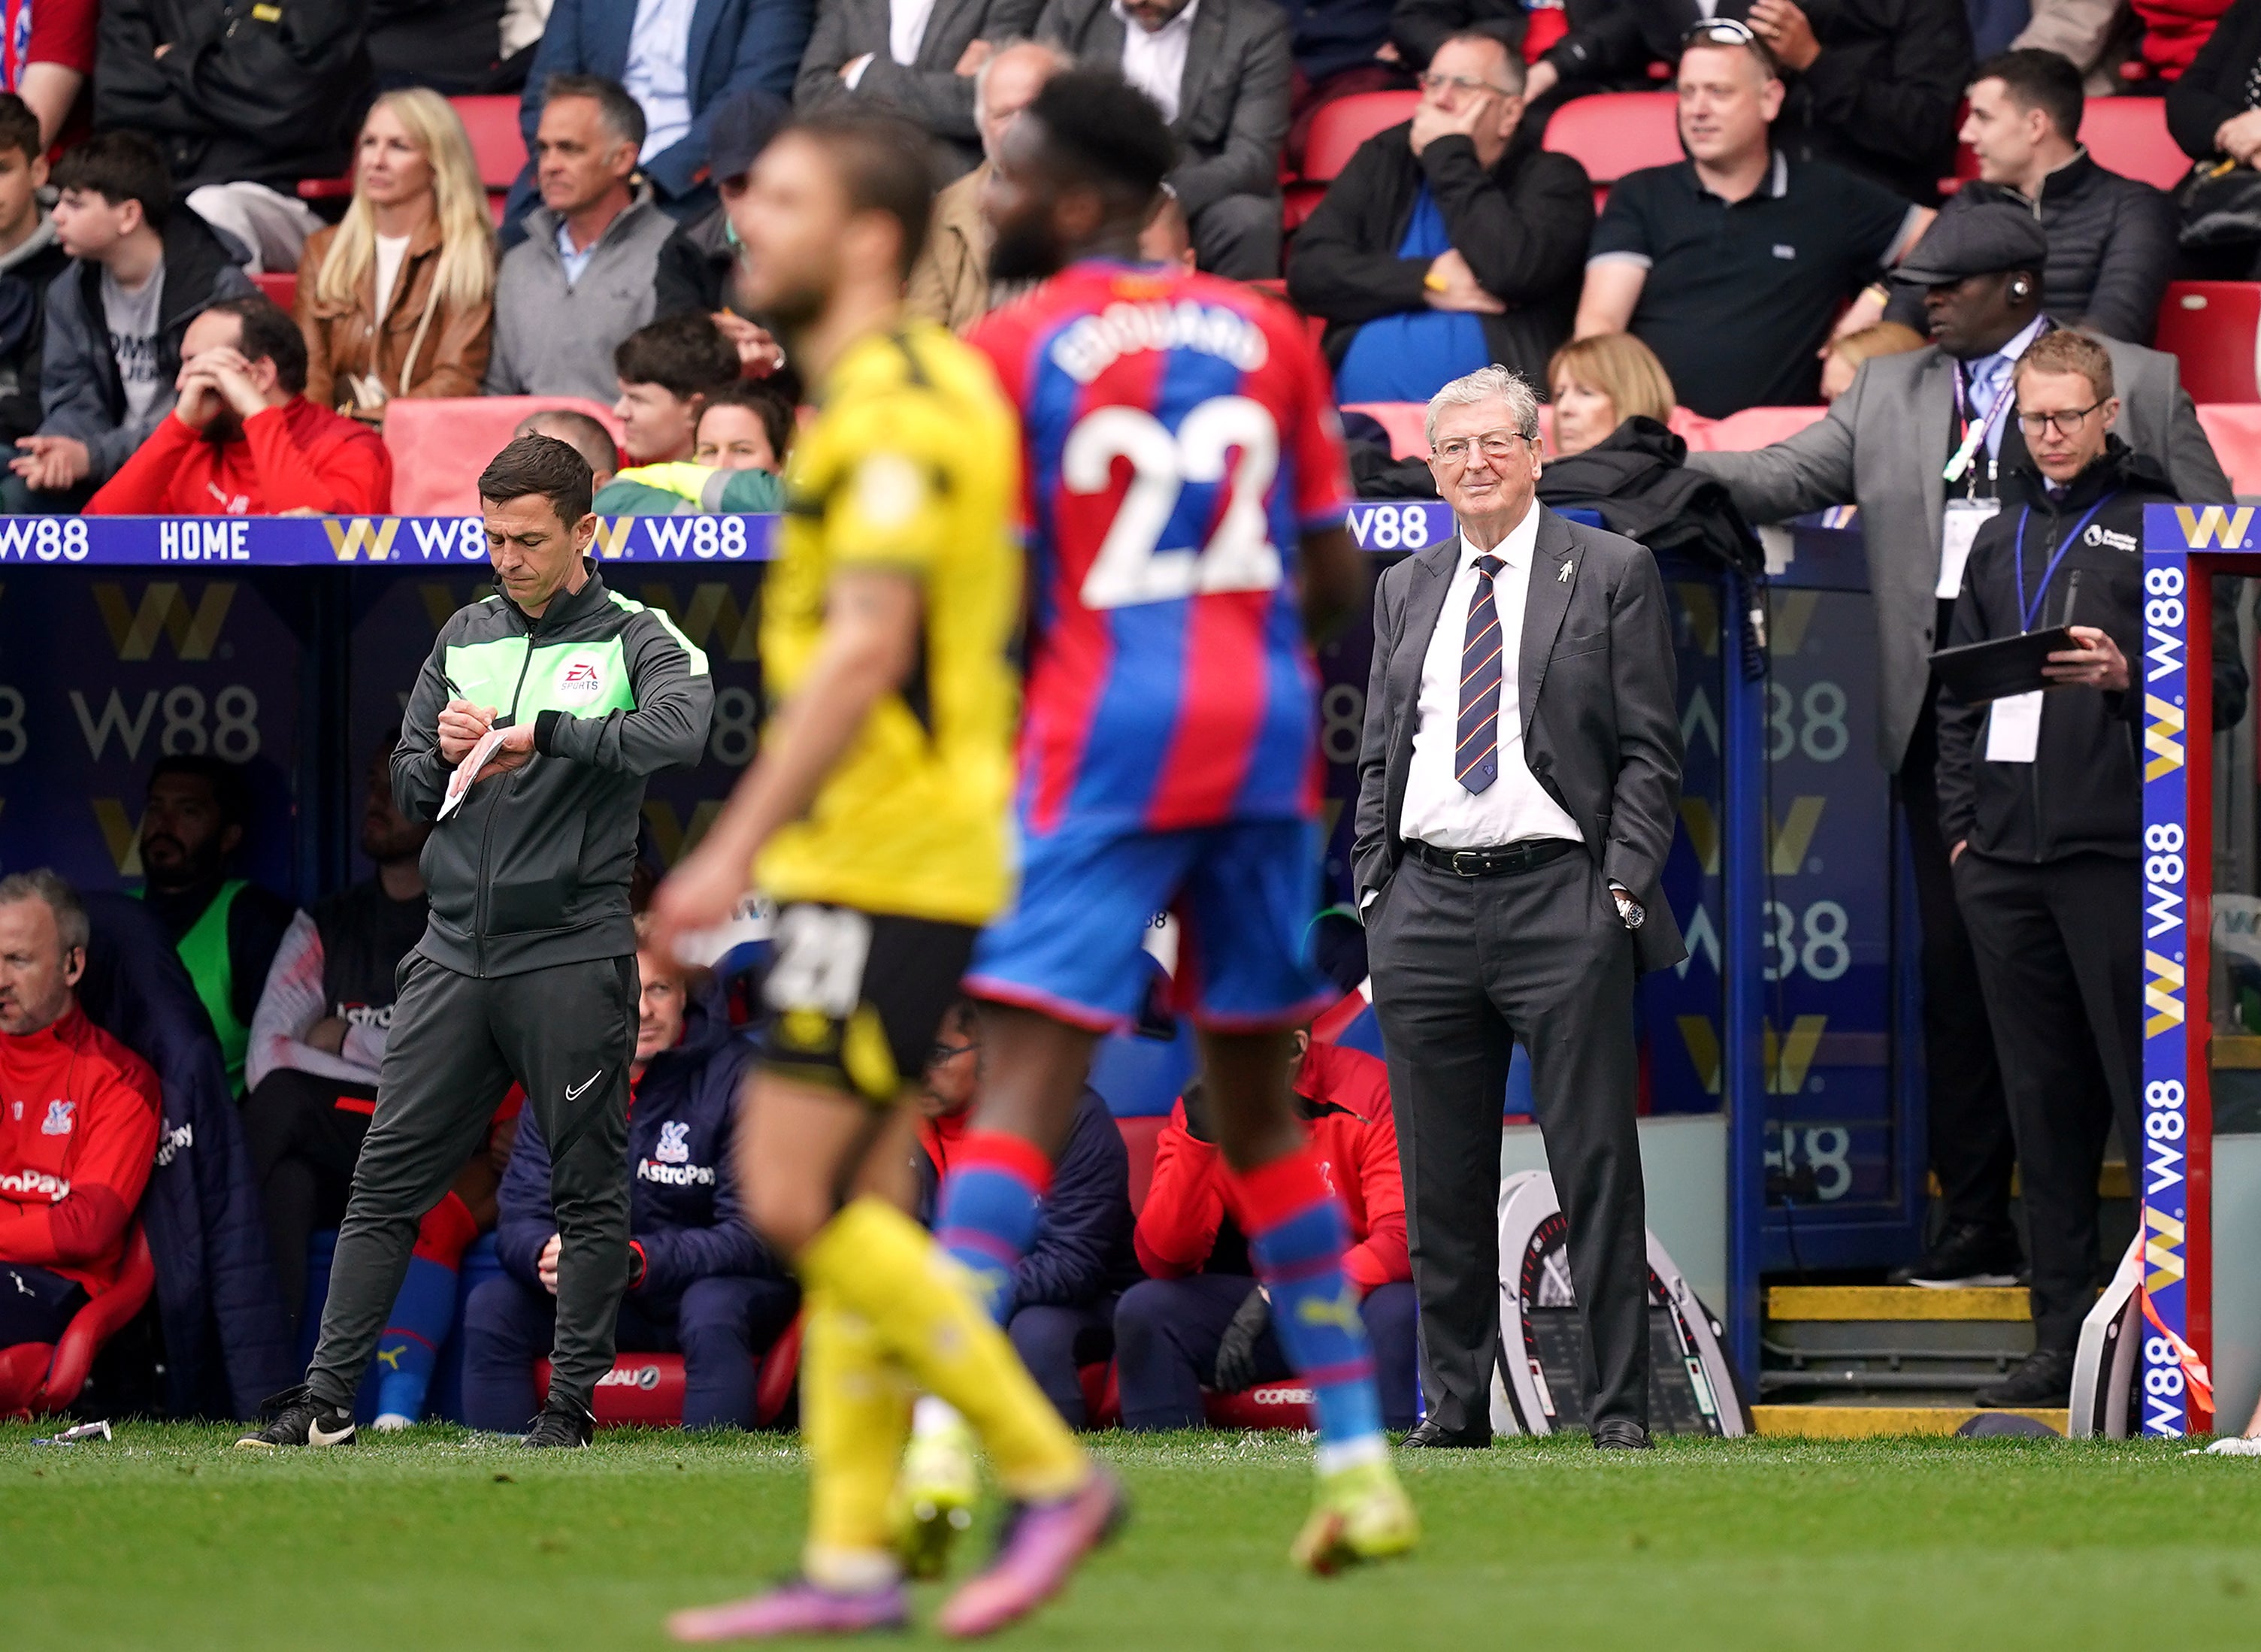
[2012,492,2115,632]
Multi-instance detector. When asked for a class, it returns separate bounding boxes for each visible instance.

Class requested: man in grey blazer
[1034,0,1290,276]
[1354,365,1684,1449]
[1687,203,2247,1289]
[793,0,1043,174]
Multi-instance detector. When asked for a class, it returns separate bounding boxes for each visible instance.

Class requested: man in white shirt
[1351,364,1684,1451]
[1035,0,1291,275]
[792,0,1046,174]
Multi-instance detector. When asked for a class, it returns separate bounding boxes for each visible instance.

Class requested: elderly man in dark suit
[1353,364,1684,1451]
[1036,0,1291,276]
[1687,203,2246,1293]
[793,0,1044,174]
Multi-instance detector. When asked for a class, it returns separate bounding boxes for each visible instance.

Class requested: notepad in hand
[1930,626,2078,706]
[437,726,512,820]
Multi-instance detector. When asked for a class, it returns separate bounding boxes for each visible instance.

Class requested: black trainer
[1886,1223,2023,1287]
[1974,1348,2075,1408]
[522,1397,595,1448]
[235,1384,357,1450]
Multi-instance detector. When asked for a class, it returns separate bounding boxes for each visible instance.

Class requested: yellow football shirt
[755,322,1022,927]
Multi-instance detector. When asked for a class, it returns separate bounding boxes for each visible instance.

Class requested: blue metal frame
[1722,569,1767,1382]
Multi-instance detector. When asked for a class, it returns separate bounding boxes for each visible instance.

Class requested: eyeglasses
[1418,71,1518,99]
[927,1038,979,1066]
[2014,398,2105,437]
[1681,17,1760,47]
[1432,430,1533,466]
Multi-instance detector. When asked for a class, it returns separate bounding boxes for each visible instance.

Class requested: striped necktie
[1455,554,1506,793]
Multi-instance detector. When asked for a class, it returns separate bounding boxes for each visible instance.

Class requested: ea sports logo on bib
[555,652,607,709]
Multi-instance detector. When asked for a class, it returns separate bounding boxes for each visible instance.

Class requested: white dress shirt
[622,0,697,162]
[1114,0,1197,123]
[1397,509,1587,851]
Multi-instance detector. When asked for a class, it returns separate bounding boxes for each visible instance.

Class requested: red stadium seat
[383,395,625,515]
[1678,404,1831,451]
[1288,91,1421,230]
[452,95,528,224]
[528,1312,804,1430]
[2078,96,2193,192]
[1542,91,1681,206]
[0,1222,156,1417]
[1203,1381,1316,1430]
[1342,401,1429,460]
[253,271,297,312]
[755,1310,803,1427]
[2157,282,2261,403]
[2196,404,2261,492]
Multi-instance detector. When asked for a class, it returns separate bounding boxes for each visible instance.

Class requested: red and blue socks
[933,1131,1052,1323]
[1231,1144,1385,1468]
[374,1191,479,1424]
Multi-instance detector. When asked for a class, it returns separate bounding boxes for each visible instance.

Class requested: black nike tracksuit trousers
[306,953,638,1418]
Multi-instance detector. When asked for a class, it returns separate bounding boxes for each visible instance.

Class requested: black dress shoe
[1400,1418,1491,1448]
[1886,1223,2023,1287]
[1592,1420,1652,1450]
[1973,1348,2074,1408]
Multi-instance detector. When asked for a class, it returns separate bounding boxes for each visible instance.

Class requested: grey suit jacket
[794,0,1042,162]
[1034,0,1289,216]
[1687,330,2229,773]
[1352,507,1688,974]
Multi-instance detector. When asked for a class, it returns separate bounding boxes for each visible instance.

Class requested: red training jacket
[1134,1040,1409,1293]
[0,1005,163,1293]
[85,398,393,516]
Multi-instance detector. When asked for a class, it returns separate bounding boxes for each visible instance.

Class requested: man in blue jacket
[461,920,798,1431]
[505,0,813,234]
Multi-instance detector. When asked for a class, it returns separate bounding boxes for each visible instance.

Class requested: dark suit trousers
[1901,694,2016,1232]
[1367,848,1648,1436]
[1955,852,2141,1352]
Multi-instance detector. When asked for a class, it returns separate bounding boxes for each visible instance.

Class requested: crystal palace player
[937,71,1418,1572]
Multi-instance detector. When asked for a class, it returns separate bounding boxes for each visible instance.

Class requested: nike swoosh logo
[309,1414,355,1447]
[564,1071,602,1102]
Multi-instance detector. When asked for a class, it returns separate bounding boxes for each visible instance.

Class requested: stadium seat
[452,94,529,225]
[530,1311,804,1430]
[1681,405,1831,451]
[253,271,297,312]
[2078,96,2193,192]
[1542,91,1682,207]
[2157,282,2261,403]
[1342,401,1429,459]
[1288,90,1421,229]
[383,395,625,514]
[2196,403,2261,493]
[0,1222,157,1417]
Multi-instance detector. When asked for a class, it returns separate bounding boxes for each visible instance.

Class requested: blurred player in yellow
[650,110,1122,1642]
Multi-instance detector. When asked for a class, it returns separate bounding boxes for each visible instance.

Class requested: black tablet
[1930,626,2078,706]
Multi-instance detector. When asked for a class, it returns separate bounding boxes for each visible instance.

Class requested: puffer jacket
[392,565,714,977]
[1884,150,2178,343]
[296,219,495,414]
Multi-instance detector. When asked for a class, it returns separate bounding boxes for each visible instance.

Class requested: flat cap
[1894,201,2049,286]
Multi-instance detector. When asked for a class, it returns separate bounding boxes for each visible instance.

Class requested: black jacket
[2169,0,2261,161]
[1536,0,1971,204]
[0,219,71,445]
[1936,440,2166,862]
[95,0,374,189]
[1536,415,1763,579]
[1885,153,2178,345]
[1286,126,1593,390]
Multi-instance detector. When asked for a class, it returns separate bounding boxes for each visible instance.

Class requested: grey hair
[1425,365,1542,449]
[973,38,1075,120]
[0,869,89,955]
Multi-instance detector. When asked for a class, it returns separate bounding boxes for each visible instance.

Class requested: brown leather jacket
[295,219,494,415]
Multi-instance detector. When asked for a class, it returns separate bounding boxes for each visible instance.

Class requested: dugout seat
[382,395,626,515]
[1287,91,1421,231]
[1542,91,1682,208]
[452,95,530,225]
[2157,282,2261,404]
[0,1222,157,1418]
[531,1308,803,1430]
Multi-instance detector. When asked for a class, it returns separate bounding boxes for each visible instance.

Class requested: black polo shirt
[1588,150,1921,417]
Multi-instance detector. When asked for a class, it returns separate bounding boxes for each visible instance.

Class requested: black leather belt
[1405,837,1581,878]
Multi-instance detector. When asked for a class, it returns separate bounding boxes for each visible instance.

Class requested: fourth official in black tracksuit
[1936,437,2165,1384]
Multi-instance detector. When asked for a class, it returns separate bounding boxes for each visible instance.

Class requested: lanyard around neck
[2012,491,2114,632]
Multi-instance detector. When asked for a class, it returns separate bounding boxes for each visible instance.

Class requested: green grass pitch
[7,1423,2261,1650]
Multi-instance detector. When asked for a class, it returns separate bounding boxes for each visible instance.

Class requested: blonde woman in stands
[295,90,496,420]
[1545,331,1675,459]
